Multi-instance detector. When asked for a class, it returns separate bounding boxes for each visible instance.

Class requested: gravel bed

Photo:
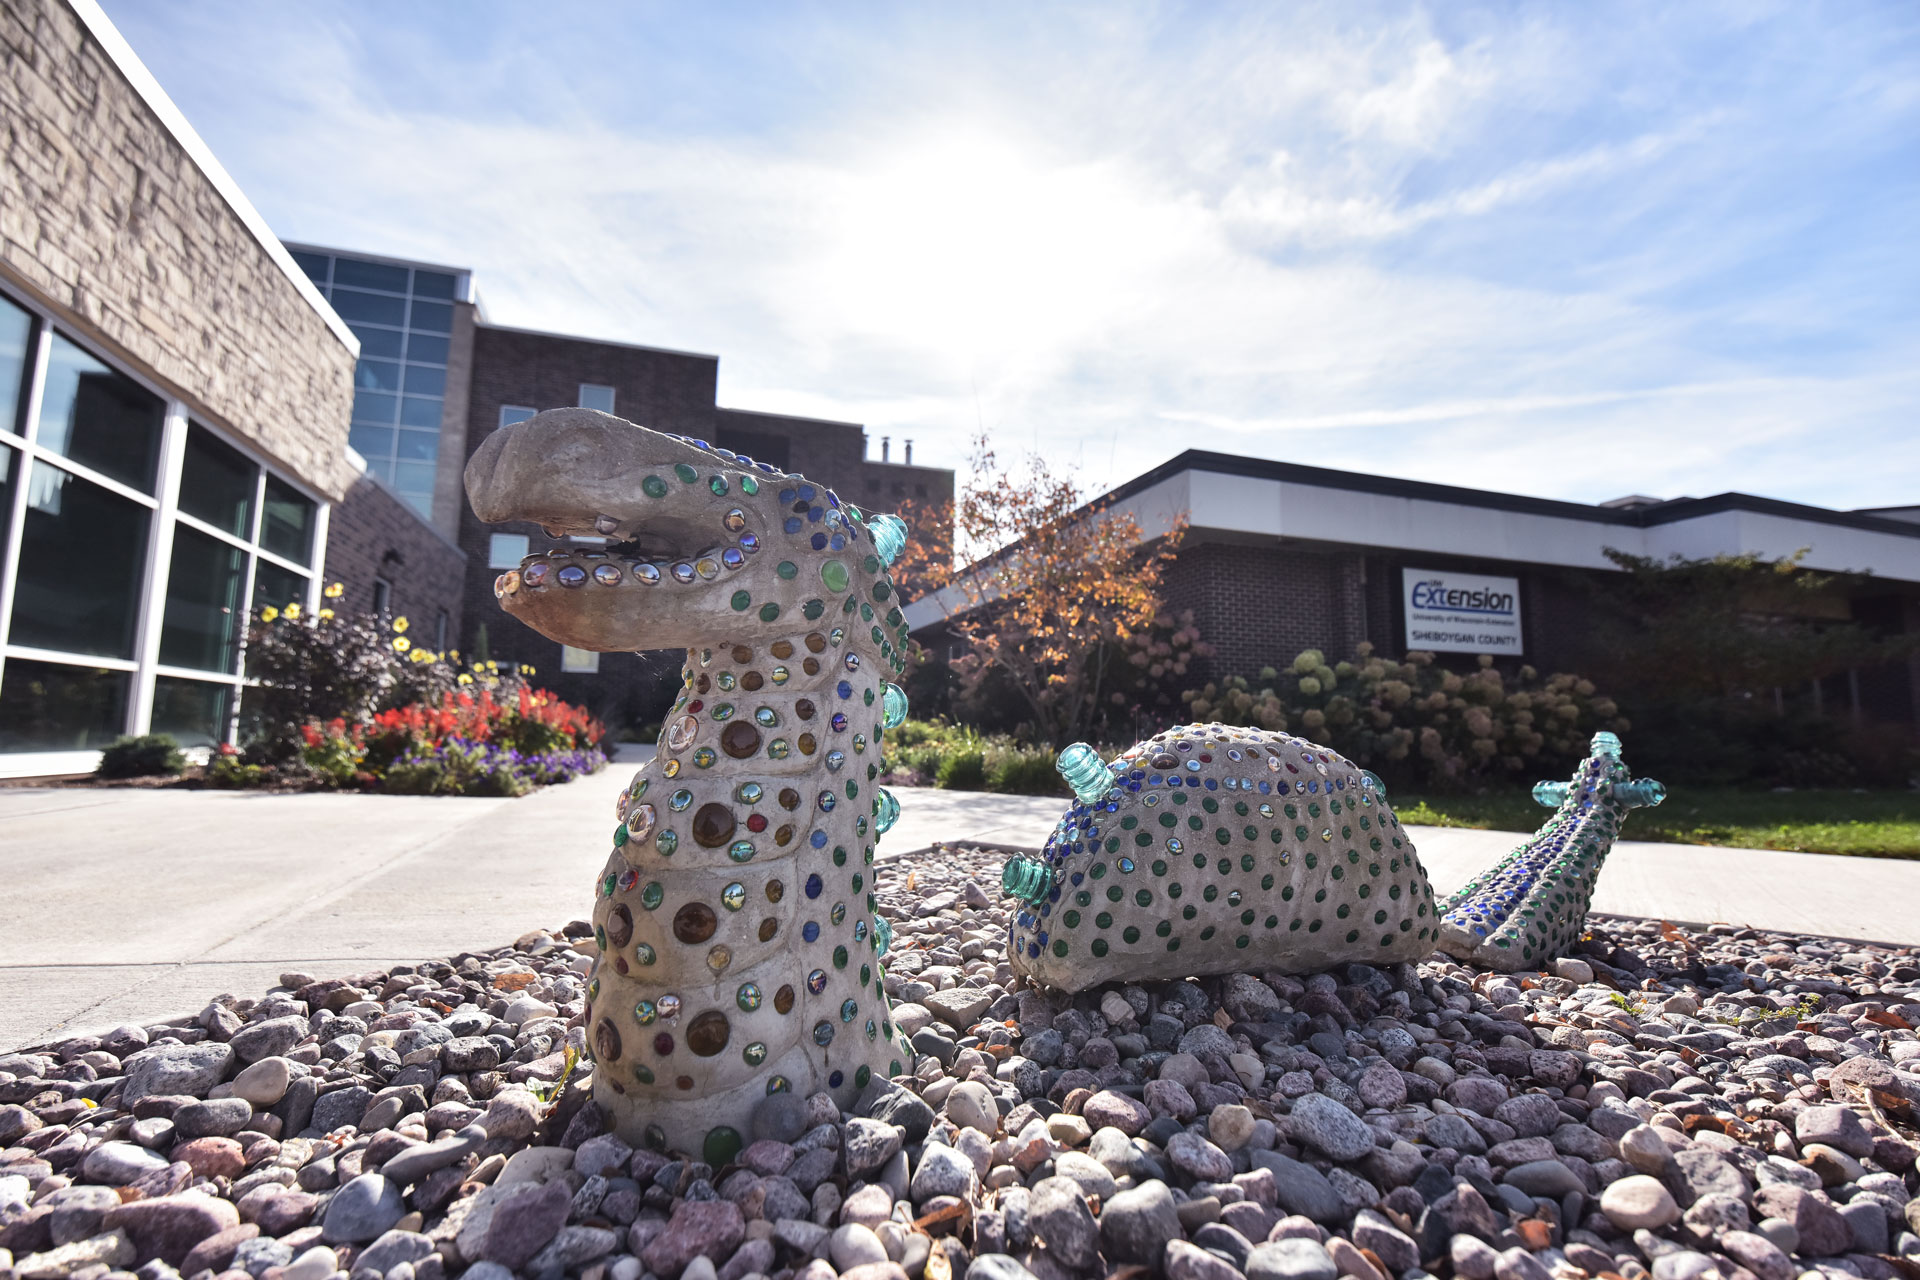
[2,844,1918,1280]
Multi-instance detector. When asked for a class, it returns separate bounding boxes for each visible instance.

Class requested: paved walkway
[2,757,1914,1049]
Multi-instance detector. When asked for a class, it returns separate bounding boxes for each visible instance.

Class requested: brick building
[905,451,1920,728]
[451,324,955,732]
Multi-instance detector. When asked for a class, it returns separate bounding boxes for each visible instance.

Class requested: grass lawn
[1390,788,1920,860]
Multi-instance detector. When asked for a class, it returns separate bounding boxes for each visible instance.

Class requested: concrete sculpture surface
[466,408,914,1161]
[1005,727,1662,989]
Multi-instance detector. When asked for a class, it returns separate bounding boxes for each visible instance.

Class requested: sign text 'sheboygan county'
[1401,568,1524,655]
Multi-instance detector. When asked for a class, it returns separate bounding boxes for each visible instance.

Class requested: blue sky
[105,1,1920,509]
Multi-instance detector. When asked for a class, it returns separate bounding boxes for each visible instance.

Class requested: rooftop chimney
[904,440,913,465]
[880,436,890,462]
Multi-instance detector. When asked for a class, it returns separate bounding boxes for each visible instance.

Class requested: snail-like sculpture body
[466,408,914,1161]
[1005,725,1663,988]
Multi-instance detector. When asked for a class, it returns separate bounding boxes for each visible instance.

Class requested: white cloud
[102,0,1920,514]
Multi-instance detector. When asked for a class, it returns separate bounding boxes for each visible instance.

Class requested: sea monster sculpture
[1002,726,1664,989]
[466,408,917,1161]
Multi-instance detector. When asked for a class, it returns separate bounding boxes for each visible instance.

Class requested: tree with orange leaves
[894,436,1189,748]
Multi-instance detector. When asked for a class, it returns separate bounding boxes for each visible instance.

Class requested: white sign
[1402,568,1523,655]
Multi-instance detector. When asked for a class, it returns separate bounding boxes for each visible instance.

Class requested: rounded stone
[945,1081,998,1135]
[231,1057,295,1107]
[1600,1175,1680,1231]
[594,1020,623,1063]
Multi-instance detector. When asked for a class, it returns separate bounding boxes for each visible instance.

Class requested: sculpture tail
[1434,731,1664,973]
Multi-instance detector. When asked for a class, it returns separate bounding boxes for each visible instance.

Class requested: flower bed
[206,592,607,795]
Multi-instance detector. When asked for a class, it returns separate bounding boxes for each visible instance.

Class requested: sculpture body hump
[1007,724,1439,992]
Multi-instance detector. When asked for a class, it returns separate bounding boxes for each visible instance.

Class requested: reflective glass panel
[151,676,232,749]
[349,325,403,359]
[396,428,438,461]
[252,558,306,614]
[413,270,457,299]
[355,360,401,392]
[409,300,452,333]
[329,290,407,327]
[352,390,398,425]
[332,258,409,292]
[0,659,129,752]
[394,461,435,494]
[12,461,150,658]
[0,293,31,436]
[260,477,316,565]
[37,334,164,492]
[289,251,330,285]
[348,425,394,460]
[489,532,529,568]
[579,384,616,413]
[178,424,255,537]
[499,406,536,428]
[405,333,449,364]
[0,445,14,564]
[160,526,247,672]
[399,395,441,428]
[402,365,445,397]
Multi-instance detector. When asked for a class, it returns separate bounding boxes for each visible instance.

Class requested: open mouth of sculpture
[465,407,785,648]
[493,515,765,601]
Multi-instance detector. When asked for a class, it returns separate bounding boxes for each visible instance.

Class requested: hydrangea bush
[1183,644,1629,791]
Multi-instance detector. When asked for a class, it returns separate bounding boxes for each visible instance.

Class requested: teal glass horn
[1055,742,1115,805]
[1002,855,1053,906]
[867,514,909,567]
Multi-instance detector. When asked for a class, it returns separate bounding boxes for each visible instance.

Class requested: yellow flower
[522,665,536,675]
[324,582,345,599]
[392,617,409,634]
[393,637,411,652]
[318,608,335,620]
[450,650,460,661]
[284,603,301,620]
[260,606,279,623]
[457,673,473,685]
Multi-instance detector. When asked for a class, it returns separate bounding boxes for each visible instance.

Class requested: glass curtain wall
[287,250,456,519]
[0,285,323,759]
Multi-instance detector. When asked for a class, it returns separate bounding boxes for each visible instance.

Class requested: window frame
[499,405,537,429]
[489,532,531,569]
[0,283,330,775]
[561,645,601,674]
[578,384,616,414]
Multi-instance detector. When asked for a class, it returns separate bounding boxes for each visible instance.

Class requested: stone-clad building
[0,0,950,771]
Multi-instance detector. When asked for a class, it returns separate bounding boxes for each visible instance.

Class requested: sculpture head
[465,408,908,653]
[1530,731,1666,814]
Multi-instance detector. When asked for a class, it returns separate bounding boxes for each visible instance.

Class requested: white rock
[232,1057,296,1107]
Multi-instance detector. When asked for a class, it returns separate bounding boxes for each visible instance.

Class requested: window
[372,576,392,616]
[0,660,129,752]
[150,677,231,749]
[260,477,316,565]
[562,645,600,673]
[178,425,255,537]
[436,610,449,650]
[0,286,329,763]
[579,384,616,414]
[159,528,247,671]
[37,334,165,492]
[499,405,537,429]
[13,462,150,659]
[0,294,31,437]
[490,533,530,568]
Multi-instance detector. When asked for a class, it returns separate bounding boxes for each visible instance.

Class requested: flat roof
[70,0,356,354]
[282,242,476,303]
[1109,449,1920,542]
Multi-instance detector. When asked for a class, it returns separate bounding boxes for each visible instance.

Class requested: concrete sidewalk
[2,761,1914,1049]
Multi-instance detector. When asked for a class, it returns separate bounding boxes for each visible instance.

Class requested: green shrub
[936,748,987,790]
[96,734,185,779]
[985,745,1066,795]
[205,751,267,789]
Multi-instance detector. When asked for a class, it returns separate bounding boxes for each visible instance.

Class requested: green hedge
[884,720,1067,796]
